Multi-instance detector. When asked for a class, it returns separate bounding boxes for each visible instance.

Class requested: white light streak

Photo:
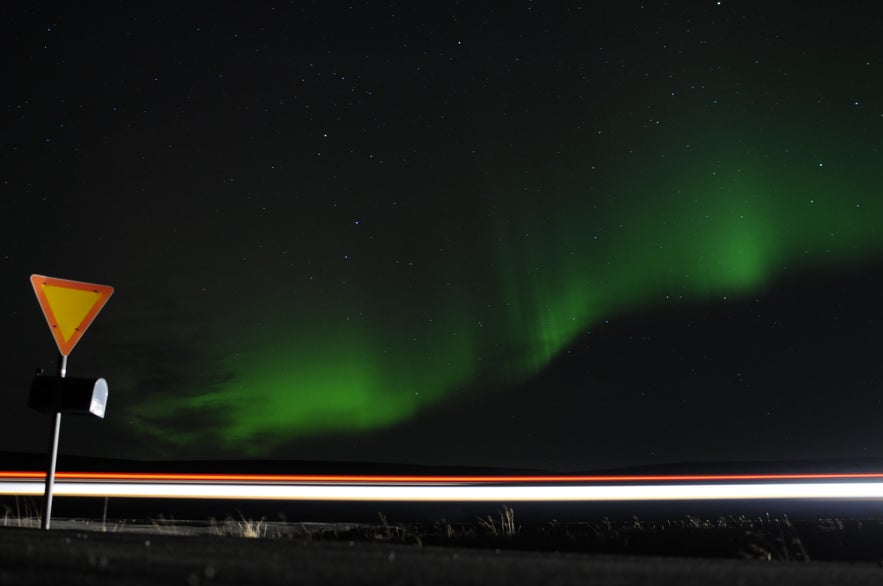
[3,480,883,501]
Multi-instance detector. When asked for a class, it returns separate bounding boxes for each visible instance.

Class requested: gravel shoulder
[2,526,883,586]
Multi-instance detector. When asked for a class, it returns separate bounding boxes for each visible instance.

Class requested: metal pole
[40,353,66,530]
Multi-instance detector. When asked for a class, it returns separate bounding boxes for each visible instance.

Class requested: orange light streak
[2,471,883,484]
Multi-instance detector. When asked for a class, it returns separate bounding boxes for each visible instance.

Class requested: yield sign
[30,274,114,356]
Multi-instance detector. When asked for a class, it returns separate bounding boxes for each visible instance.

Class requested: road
[1,527,882,586]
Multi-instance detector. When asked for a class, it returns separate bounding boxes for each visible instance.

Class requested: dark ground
[2,524,883,586]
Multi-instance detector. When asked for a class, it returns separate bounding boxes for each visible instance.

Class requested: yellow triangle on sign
[42,285,102,342]
[30,275,114,356]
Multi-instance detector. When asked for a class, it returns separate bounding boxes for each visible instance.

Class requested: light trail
[3,471,883,483]
[2,472,883,501]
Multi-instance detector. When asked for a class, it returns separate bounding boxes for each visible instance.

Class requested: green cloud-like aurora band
[132,139,883,454]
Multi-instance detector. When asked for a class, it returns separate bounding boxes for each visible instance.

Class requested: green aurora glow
[132,128,883,453]
[109,5,883,455]
[10,3,883,467]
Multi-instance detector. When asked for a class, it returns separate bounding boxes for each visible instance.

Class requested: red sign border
[30,274,114,356]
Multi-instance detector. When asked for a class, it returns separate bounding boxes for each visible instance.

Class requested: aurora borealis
[3,2,883,470]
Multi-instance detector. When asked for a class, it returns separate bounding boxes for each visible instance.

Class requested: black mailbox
[28,376,108,418]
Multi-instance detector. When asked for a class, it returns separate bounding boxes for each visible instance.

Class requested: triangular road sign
[30,274,114,356]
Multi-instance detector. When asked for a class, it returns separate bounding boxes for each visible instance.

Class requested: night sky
[2,2,883,472]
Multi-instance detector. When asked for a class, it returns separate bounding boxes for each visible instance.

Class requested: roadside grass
[209,514,269,539]
[313,512,883,561]
[1,497,40,529]
[3,505,883,561]
[477,505,518,536]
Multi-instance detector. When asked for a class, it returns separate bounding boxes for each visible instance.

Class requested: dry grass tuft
[478,505,518,536]
[2,497,40,528]
[209,514,269,539]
